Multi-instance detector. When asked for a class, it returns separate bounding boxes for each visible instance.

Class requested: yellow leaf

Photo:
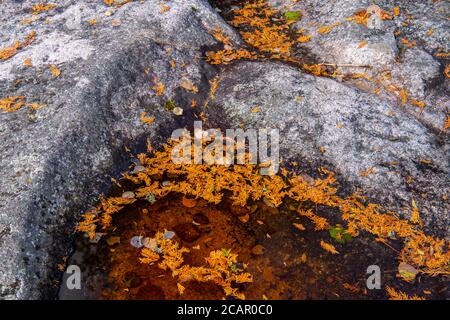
[177,283,185,295]
[320,240,339,254]
[297,35,312,43]
[49,64,61,77]
[293,223,305,231]
[140,111,155,124]
[358,41,367,48]
[24,58,33,67]
[393,6,400,17]
[180,79,199,93]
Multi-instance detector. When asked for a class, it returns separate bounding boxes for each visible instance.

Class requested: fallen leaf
[180,79,199,93]
[24,58,33,67]
[181,196,197,208]
[140,111,155,124]
[320,240,339,254]
[393,6,400,17]
[293,223,305,231]
[358,41,367,48]
[49,64,61,77]
[177,283,185,295]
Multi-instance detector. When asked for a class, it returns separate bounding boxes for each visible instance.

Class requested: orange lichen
[0,41,20,60]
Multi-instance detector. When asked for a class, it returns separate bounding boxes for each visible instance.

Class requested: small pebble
[238,214,250,223]
[130,236,144,248]
[142,237,158,251]
[89,233,105,244]
[193,213,209,225]
[104,9,115,16]
[132,165,146,173]
[398,262,418,281]
[111,19,121,27]
[146,192,157,204]
[122,191,135,199]
[164,230,175,240]
[172,107,183,116]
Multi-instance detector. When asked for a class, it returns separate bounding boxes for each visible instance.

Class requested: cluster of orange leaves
[31,3,56,14]
[152,78,165,96]
[0,96,43,113]
[0,31,36,61]
[140,111,155,124]
[206,28,259,65]
[139,232,252,299]
[346,7,394,27]
[386,286,425,300]
[104,0,133,7]
[206,0,296,65]
[320,240,339,254]
[77,140,449,277]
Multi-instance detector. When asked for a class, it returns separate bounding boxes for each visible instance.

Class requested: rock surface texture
[0,0,448,299]
[0,0,236,299]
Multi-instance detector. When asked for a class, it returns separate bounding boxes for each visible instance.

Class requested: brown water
[58,192,447,300]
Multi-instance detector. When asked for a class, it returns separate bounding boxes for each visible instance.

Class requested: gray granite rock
[1,0,448,300]
[212,61,449,237]
[268,0,449,131]
[0,0,234,299]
